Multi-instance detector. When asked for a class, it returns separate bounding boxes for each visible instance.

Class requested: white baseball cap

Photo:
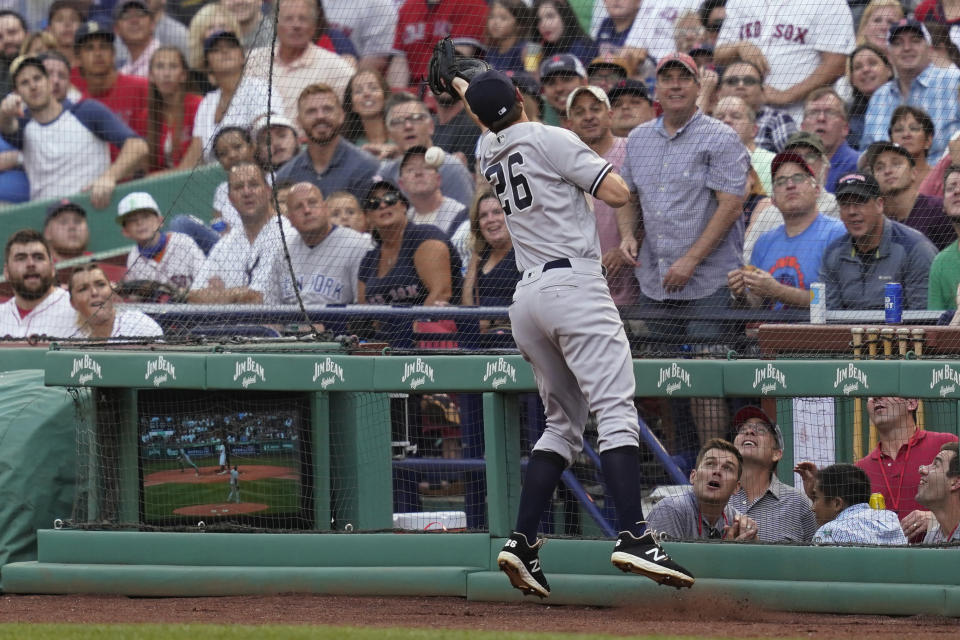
[252,112,298,139]
[116,191,161,224]
[566,85,610,117]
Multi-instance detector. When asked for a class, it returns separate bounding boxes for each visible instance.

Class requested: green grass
[0,625,739,640]
[143,478,301,518]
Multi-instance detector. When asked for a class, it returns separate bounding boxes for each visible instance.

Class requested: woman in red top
[147,46,202,172]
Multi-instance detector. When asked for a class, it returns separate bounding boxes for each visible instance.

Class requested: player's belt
[542,258,607,277]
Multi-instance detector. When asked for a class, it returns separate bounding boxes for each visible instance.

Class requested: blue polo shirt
[276,137,379,200]
[825,141,860,194]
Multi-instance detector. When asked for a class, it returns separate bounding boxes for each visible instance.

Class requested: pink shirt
[856,428,958,520]
[596,136,639,305]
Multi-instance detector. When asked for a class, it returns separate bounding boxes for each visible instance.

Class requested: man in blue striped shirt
[861,19,960,161]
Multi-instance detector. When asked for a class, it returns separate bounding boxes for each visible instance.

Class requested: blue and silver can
[884,282,903,324]
[810,282,826,324]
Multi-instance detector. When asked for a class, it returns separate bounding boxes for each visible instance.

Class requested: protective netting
[2,0,960,546]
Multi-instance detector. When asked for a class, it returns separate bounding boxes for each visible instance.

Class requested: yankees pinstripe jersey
[476,122,611,271]
[262,224,373,305]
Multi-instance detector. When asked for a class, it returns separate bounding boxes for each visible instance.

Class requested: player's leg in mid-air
[497,268,693,597]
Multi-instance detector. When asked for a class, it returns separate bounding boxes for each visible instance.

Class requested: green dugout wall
[1,347,960,614]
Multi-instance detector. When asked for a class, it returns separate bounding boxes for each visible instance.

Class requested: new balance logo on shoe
[645,547,667,562]
[611,530,695,590]
[529,558,540,573]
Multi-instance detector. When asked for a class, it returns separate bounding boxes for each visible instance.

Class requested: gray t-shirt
[476,122,612,271]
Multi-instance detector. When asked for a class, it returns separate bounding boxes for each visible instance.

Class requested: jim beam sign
[145,355,177,387]
[233,356,266,388]
[833,363,869,396]
[69,354,102,385]
[312,357,345,389]
[401,357,435,390]
[656,362,692,396]
[929,364,960,397]
[482,357,517,389]
[752,363,787,395]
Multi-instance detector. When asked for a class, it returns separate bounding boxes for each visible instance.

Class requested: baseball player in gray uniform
[443,62,695,597]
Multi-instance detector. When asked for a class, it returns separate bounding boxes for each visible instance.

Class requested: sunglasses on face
[364,192,402,210]
[722,75,761,87]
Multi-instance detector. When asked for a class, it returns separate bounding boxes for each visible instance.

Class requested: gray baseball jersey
[478,119,639,467]
[123,232,205,290]
[477,123,612,271]
[261,225,373,305]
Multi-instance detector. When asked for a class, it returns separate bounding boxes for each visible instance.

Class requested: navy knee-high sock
[600,446,645,537]
[515,450,567,542]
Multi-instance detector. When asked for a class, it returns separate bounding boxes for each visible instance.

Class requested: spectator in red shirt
[858,397,958,539]
[146,45,202,172]
[801,396,960,541]
[393,0,488,89]
[71,20,149,139]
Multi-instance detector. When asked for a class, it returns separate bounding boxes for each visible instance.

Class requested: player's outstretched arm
[594,172,630,209]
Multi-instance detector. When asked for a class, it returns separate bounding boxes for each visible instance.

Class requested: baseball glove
[427,37,491,98]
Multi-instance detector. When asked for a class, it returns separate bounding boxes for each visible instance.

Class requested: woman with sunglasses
[358,181,463,306]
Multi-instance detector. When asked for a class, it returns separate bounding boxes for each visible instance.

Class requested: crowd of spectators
[3,0,960,346]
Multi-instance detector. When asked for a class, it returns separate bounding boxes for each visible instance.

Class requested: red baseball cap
[656,52,699,81]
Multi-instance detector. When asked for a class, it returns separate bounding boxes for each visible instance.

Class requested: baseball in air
[425,146,445,168]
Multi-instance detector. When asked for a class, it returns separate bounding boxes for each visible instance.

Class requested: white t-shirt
[69,309,163,339]
[123,232,205,290]
[192,218,298,293]
[194,76,285,163]
[717,0,855,118]
[407,197,468,237]
[0,288,76,339]
[12,99,138,201]
[321,0,399,57]
[262,224,373,305]
[607,0,700,61]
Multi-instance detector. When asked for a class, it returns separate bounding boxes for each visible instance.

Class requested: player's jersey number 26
[484,152,534,216]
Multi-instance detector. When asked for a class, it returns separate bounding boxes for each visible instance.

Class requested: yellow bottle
[869,492,886,510]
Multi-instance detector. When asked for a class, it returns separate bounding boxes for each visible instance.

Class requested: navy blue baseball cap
[538,53,587,80]
[888,18,931,45]
[44,198,87,226]
[203,30,242,55]
[606,78,650,104]
[75,19,114,46]
[465,69,520,127]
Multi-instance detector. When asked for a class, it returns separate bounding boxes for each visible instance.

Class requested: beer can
[884,282,903,324]
[809,282,826,324]
[869,492,886,510]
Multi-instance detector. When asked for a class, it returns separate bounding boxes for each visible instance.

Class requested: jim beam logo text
[233,356,266,388]
[657,362,691,396]
[401,357,434,389]
[145,355,177,387]
[312,357,345,389]
[833,363,869,396]
[482,357,517,389]
[69,354,102,385]
[930,364,960,397]
[753,363,787,395]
